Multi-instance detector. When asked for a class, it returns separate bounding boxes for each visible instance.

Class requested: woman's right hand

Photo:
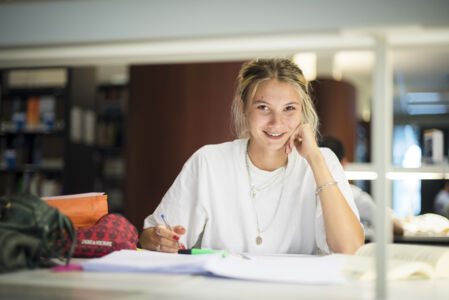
[139,225,186,253]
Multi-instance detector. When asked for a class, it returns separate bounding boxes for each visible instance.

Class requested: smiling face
[246,79,303,153]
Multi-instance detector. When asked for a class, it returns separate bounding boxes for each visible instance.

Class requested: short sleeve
[143,151,208,248]
[351,184,376,226]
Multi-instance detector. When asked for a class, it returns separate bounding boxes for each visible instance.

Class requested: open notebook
[82,249,348,284]
[341,243,449,280]
[82,243,449,283]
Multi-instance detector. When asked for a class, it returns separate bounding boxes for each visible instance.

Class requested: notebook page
[205,254,347,284]
[83,249,222,274]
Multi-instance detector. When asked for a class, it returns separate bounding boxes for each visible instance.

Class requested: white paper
[82,250,347,284]
[42,192,104,201]
[206,254,347,284]
[83,250,221,274]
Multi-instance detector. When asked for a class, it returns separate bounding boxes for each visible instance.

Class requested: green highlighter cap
[178,248,227,258]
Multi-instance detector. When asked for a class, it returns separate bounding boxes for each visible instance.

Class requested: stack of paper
[207,254,347,284]
[83,250,221,274]
[82,250,348,284]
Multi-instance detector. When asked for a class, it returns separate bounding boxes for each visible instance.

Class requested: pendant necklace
[245,142,287,245]
[248,164,284,198]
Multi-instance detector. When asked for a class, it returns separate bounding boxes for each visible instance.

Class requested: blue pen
[161,214,180,247]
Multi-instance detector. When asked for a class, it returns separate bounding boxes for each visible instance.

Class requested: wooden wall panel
[125,62,243,229]
[312,78,357,162]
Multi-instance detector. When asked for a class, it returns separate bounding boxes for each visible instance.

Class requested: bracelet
[315,181,338,196]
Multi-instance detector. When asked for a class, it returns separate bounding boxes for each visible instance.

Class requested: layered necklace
[245,142,287,245]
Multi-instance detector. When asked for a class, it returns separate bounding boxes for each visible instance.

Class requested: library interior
[1,1,449,299]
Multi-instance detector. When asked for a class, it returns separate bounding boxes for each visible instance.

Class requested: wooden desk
[394,235,449,246]
[365,234,449,246]
[0,262,448,300]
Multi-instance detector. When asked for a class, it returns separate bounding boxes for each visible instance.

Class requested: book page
[206,254,348,284]
[83,249,221,274]
[355,243,449,278]
[83,250,348,284]
[42,192,105,200]
[339,254,434,280]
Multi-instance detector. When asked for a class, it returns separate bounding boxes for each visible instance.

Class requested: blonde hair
[231,58,319,138]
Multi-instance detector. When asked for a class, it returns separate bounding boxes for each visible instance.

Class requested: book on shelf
[40,178,61,197]
[423,129,444,164]
[340,243,449,280]
[7,69,67,88]
[40,135,64,166]
[39,96,55,129]
[10,97,26,130]
[26,96,40,127]
[104,158,124,178]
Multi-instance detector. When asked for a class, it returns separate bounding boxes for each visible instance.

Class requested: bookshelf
[0,68,67,196]
[93,83,127,213]
[0,67,97,197]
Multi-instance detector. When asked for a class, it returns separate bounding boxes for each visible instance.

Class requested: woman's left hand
[285,123,320,160]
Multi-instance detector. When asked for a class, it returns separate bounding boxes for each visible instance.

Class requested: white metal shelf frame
[345,163,449,180]
[368,31,449,299]
[372,34,393,300]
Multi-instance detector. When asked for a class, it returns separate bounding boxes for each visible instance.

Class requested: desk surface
[0,265,448,300]
[394,234,449,245]
[365,234,449,246]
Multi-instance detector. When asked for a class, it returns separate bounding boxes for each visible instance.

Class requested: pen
[178,248,228,258]
[161,214,180,248]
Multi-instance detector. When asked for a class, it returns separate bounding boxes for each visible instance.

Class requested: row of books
[2,96,58,131]
[96,121,123,148]
[7,68,67,88]
[0,134,64,169]
[0,173,62,197]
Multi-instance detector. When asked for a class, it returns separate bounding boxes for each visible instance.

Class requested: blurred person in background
[319,136,404,236]
[434,180,449,218]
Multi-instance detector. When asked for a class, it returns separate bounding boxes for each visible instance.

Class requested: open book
[82,244,448,282]
[341,243,449,280]
[83,249,348,284]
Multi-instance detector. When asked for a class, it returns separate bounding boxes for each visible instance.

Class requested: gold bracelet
[315,181,338,196]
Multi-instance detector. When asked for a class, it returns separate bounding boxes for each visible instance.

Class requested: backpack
[0,194,75,272]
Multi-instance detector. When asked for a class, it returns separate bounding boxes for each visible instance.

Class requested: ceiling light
[407,104,448,115]
[333,51,374,73]
[293,53,317,81]
[406,92,440,103]
[386,172,445,180]
[345,171,378,180]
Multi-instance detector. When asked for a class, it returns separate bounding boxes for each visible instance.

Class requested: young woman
[140,58,364,255]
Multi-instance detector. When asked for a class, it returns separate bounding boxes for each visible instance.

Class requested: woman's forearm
[306,151,364,254]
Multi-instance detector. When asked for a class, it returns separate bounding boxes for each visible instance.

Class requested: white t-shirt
[350,184,376,228]
[143,138,359,255]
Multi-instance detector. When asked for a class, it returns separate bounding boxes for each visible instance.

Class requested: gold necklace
[247,160,285,198]
[245,142,287,245]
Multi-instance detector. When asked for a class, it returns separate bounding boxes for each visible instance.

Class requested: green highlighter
[178,248,228,258]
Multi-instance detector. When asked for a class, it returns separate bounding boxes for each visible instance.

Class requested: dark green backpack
[0,194,76,272]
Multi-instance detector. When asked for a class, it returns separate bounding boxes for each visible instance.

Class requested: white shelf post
[372,34,394,300]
